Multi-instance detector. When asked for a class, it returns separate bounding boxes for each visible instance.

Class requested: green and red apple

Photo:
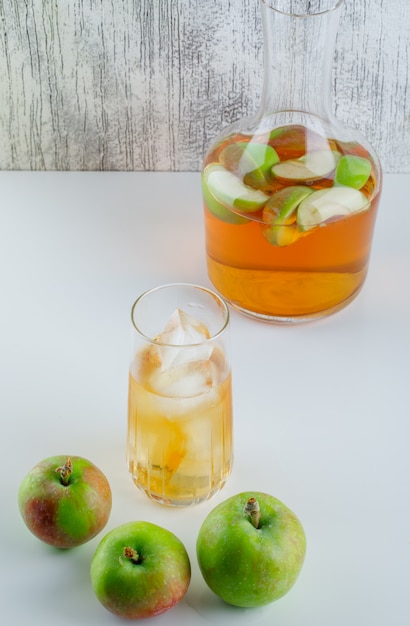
[196,491,306,608]
[90,521,191,619]
[18,455,112,549]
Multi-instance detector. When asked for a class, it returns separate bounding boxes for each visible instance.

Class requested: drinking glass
[127,283,233,506]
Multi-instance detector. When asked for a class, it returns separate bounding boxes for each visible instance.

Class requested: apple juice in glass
[127,284,233,507]
[201,0,382,322]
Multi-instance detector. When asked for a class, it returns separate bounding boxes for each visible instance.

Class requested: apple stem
[123,546,143,565]
[55,458,73,486]
[244,497,261,529]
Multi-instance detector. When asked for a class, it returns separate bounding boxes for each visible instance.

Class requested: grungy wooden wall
[0,0,409,173]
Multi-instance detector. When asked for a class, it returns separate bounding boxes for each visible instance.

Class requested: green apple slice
[263,186,314,224]
[201,173,248,224]
[204,164,269,213]
[297,186,370,231]
[262,186,314,246]
[272,150,340,182]
[220,142,279,189]
[242,143,280,188]
[262,223,299,247]
[334,155,372,189]
[219,143,246,172]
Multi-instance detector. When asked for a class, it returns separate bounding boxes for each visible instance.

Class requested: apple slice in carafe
[272,149,341,182]
[296,186,370,231]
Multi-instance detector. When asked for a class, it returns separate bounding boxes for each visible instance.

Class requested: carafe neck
[258,0,343,124]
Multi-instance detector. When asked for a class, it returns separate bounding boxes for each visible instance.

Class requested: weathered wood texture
[0,0,408,172]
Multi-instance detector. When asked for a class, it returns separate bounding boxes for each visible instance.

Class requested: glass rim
[130,282,230,347]
[261,0,344,18]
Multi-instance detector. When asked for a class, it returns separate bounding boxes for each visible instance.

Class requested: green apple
[272,149,340,182]
[196,491,306,608]
[262,186,313,246]
[203,164,269,214]
[18,455,112,549]
[220,141,279,188]
[90,521,191,619]
[297,186,370,231]
[334,154,372,189]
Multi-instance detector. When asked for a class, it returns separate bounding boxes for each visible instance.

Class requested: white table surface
[1,171,409,626]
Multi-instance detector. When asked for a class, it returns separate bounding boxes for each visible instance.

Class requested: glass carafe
[201,0,382,323]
